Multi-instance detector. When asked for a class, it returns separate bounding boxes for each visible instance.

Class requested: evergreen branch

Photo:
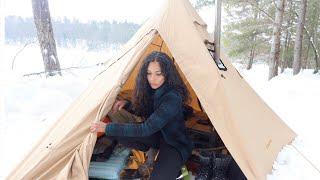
[248,0,275,23]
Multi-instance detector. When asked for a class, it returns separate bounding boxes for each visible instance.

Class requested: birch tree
[32,0,61,76]
[269,0,286,80]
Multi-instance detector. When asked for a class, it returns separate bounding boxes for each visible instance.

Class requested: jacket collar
[153,83,171,100]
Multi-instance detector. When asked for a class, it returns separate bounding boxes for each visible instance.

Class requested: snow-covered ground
[0,43,116,179]
[1,44,320,179]
[235,63,320,179]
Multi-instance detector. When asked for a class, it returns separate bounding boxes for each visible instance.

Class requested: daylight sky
[4,0,166,23]
[2,0,218,34]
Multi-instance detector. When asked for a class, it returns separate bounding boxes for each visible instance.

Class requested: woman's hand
[111,99,128,113]
[90,121,108,133]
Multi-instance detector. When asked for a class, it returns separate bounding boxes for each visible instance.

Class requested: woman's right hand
[111,99,128,113]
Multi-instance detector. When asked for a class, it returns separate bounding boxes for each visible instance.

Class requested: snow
[235,63,320,179]
[1,44,320,179]
[0,0,4,44]
[0,43,115,179]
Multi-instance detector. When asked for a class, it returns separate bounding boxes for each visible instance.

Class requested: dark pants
[110,132,183,180]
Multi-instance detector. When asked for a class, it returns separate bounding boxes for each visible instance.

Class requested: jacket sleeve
[105,92,182,137]
[123,99,138,115]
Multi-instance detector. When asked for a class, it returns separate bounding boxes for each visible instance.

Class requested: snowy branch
[11,40,37,70]
[22,63,105,77]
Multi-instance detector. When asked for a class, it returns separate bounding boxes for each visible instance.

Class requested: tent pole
[214,0,221,61]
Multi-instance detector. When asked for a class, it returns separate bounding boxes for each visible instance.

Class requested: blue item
[88,147,131,179]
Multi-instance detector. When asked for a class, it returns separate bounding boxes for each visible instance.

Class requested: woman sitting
[90,51,193,180]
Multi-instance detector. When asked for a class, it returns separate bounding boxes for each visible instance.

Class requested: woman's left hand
[90,121,108,133]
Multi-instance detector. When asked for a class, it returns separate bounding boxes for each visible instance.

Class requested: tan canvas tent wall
[7,0,296,179]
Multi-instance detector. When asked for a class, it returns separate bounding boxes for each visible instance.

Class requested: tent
[7,0,296,179]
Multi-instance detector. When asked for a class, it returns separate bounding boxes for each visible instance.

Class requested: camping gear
[7,0,296,179]
[88,146,131,179]
[185,112,213,134]
[176,165,191,180]
[187,128,223,149]
[195,151,214,180]
[120,169,143,179]
[137,148,158,178]
[91,136,117,162]
[193,151,246,180]
[210,153,232,180]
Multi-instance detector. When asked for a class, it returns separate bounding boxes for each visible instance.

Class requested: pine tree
[292,0,308,75]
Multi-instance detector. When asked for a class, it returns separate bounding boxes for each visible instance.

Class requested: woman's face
[147,61,165,89]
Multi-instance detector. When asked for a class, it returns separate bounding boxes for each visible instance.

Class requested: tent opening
[89,35,246,179]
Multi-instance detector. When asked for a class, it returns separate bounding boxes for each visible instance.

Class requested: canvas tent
[7,0,296,179]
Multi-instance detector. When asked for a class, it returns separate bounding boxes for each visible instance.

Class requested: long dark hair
[132,51,190,118]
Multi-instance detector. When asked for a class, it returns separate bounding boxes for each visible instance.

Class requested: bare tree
[269,0,286,80]
[281,0,293,73]
[292,0,308,75]
[247,5,260,70]
[32,0,61,76]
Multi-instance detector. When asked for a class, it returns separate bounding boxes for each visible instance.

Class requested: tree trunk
[247,6,259,70]
[314,51,319,73]
[32,0,61,76]
[303,25,320,73]
[247,46,255,70]
[313,28,319,73]
[269,0,286,80]
[303,40,310,69]
[281,0,293,73]
[312,22,319,73]
[280,38,286,73]
[292,0,307,75]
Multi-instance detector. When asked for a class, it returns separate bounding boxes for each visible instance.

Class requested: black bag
[91,136,117,162]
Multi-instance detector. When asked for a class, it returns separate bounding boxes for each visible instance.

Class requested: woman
[90,51,193,179]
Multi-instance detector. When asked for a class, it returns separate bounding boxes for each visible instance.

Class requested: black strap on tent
[197,98,204,112]
[208,49,227,71]
[204,40,227,71]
